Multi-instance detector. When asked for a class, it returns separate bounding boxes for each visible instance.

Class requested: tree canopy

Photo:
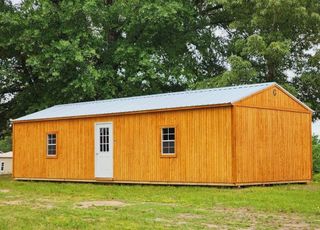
[0,0,319,137]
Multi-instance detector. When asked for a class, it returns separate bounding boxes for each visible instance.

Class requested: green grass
[0,175,319,229]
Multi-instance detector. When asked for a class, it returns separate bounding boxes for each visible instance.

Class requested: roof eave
[13,103,233,124]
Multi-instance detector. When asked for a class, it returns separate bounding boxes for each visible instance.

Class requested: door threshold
[95,177,114,181]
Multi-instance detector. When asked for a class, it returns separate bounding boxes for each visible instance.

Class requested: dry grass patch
[211,206,313,229]
[76,200,127,208]
[177,213,203,219]
[0,200,24,206]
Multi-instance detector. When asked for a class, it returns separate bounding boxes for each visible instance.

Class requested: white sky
[10,0,21,4]
[313,120,320,136]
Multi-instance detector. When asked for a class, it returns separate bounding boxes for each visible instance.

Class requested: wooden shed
[12,82,313,186]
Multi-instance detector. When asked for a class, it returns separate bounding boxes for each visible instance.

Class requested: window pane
[169,147,175,153]
[169,128,175,134]
[163,142,169,148]
[163,147,169,154]
[48,147,56,155]
[169,134,175,140]
[48,134,56,144]
[163,134,168,140]
[162,128,169,134]
[169,142,174,148]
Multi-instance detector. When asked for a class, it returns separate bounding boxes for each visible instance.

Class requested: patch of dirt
[0,200,24,206]
[280,223,311,230]
[33,203,55,209]
[0,189,10,193]
[211,206,313,229]
[288,184,320,191]
[154,218,171,223]
[177,213,203,219]
[28,198,56,209]
[202,223,227,229]
[176,221,188,225]
[76,200,127,209]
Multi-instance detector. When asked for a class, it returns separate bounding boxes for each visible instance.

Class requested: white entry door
[95,122,113,178]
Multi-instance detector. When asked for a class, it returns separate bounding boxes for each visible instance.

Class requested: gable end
[233,84,312,113]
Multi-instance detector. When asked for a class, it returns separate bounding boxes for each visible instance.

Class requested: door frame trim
[94,121,114,179]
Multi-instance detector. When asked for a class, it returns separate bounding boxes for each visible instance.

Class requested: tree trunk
[266,60,276,82]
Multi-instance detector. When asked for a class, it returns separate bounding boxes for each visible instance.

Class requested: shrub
[0,135,11,152]
[313,135,320,173]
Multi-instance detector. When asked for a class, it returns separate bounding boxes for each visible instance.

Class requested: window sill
[46,155,58,159]
[160,154,176,158]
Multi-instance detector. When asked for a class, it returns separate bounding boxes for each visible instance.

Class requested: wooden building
[12,83,313,186]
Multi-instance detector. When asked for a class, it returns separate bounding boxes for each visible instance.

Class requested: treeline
[0,0,319,141]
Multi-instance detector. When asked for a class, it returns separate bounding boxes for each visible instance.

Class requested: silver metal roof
[16,82,277,121]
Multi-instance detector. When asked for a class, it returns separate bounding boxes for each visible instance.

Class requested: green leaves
[0,0,319,137]
[313,135,320,173]
[0,135,11,152]
[264,41,291,63]
[215,55,258,87]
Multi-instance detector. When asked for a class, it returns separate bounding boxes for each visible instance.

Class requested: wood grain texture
[13,107,233,183]
[234,106,312,183]
[234,85,310,113]
[233,85,312,183]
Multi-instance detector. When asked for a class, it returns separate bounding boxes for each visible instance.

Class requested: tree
[0,0,319,138]
[0,135,11,152]
[313,135,320,173]
[193,0,320,117]
[0,0,222,135]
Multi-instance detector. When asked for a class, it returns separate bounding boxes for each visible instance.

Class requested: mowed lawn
[0,175,319,229]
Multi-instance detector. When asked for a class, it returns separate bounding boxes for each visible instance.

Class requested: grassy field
[0,175,319,229]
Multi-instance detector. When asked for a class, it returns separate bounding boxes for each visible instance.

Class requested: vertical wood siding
[234,85,309,113]
[13,107,233,183]
[234,107,312,183]
[233,85,312,183]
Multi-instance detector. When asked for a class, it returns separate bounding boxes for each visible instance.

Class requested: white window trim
[161,127,176,155]
[47,133,57,157]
